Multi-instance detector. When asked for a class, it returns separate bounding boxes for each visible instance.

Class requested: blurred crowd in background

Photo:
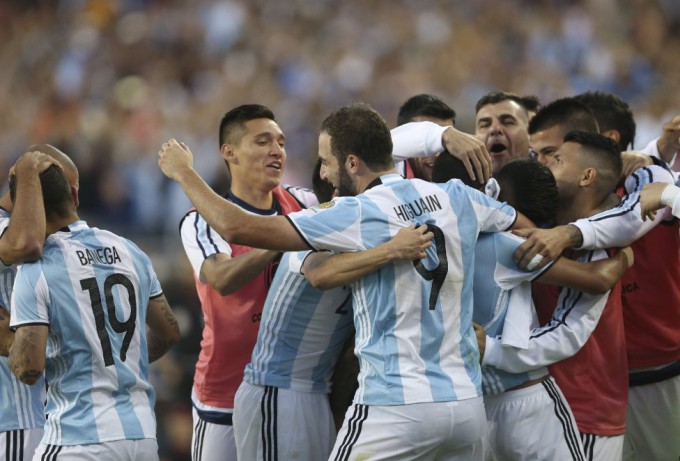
[1,0,678,459]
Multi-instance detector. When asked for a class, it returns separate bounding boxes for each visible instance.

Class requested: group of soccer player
[1,89,679,461]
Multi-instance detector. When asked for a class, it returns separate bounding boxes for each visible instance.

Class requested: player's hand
[639,182,669,221]
[657,114,680,163]
[512,226,576,270]
[620,151,653,179]
[473,322,486,363]
[10,151,61,179]
[0,306,13,357]
[158,139,194,181]
[387,225,434,261]
[441,127,492,184]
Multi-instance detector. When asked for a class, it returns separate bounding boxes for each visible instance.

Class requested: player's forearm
[8,329,46,385]
[1,170,46,264]
[541,249,629,295]
[305,245,397,290]
[204,250,281,295]
[147,330,177,363]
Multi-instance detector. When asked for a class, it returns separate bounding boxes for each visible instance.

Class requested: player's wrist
[660,184,679,208]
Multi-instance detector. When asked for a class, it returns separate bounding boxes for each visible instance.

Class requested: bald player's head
[24,144,79,188]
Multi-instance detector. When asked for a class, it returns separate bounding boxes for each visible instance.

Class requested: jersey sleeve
[571,165,676,249]
[461,183,517,232]
[482,251,610,373]
[492,232,554,289]
[179,210,233,281]
[391,121,448,164]
[286,198,364,252]
[9,263,50,329]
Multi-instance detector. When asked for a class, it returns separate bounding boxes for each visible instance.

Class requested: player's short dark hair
[496,160,558,229]
[320,103,393,171]
[219,104,276,146]
[528,97,599,136]
[520,95,542,115]
[312,158,335,203]
[431,153,485,190]
[475,91,528,116]
[564,130,622,199]
[396,94,456,126]
[573,91,636,150]
[10,164,73,219]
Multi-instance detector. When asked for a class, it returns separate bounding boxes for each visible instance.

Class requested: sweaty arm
[539,247,633,295]
[303,225,433,290]
[146,294,180,363]
[0,152,60,264]
[159,139,307,251]
[8,325,48,385]
[200,251,281,295]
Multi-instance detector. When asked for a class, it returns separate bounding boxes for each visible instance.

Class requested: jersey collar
[365,173,403,191]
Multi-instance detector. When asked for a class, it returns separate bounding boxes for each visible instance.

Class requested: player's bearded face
[336,163,356,197]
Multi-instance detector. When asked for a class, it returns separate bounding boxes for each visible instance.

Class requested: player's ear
[221,144,237,165]
[71,185,79,208]
[579,167,597,187]
[346,154,359,173]
[601,129,621,148]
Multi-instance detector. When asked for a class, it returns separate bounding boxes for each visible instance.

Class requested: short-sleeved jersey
[472,232,552,396]
[9,220,162,446]
[180,186,315,412]
[245,251,354,393]
[0,209,46,432]
[287,174,516,406]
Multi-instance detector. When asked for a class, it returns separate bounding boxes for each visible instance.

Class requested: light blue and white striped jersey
[10,220,162,446]
[0,209,46,432]
[472,232,551,396]
[245,251,354,393]
[287,174,516,406]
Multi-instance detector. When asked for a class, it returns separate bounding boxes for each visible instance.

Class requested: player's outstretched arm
[8,324,48,385]
[146,294,180,363]
[201,250,281,296]
[158,139,307,251]
[540,247,634,295]
[303,225,434,290]
[0,151,61,264]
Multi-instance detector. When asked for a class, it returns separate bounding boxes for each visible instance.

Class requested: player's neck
[229,179,274,209]
[356,167,399,194]
[556,191,602,224]
[46,214,80,236]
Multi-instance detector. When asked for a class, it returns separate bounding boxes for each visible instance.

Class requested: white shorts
[483,377,585,461]
[581,433,623,461]
[330,397,486,461]
[32,439,158,461]
[232,381,336,461]
[191,407,237,461]
[1,427,43,461]
[623,373,680,461]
